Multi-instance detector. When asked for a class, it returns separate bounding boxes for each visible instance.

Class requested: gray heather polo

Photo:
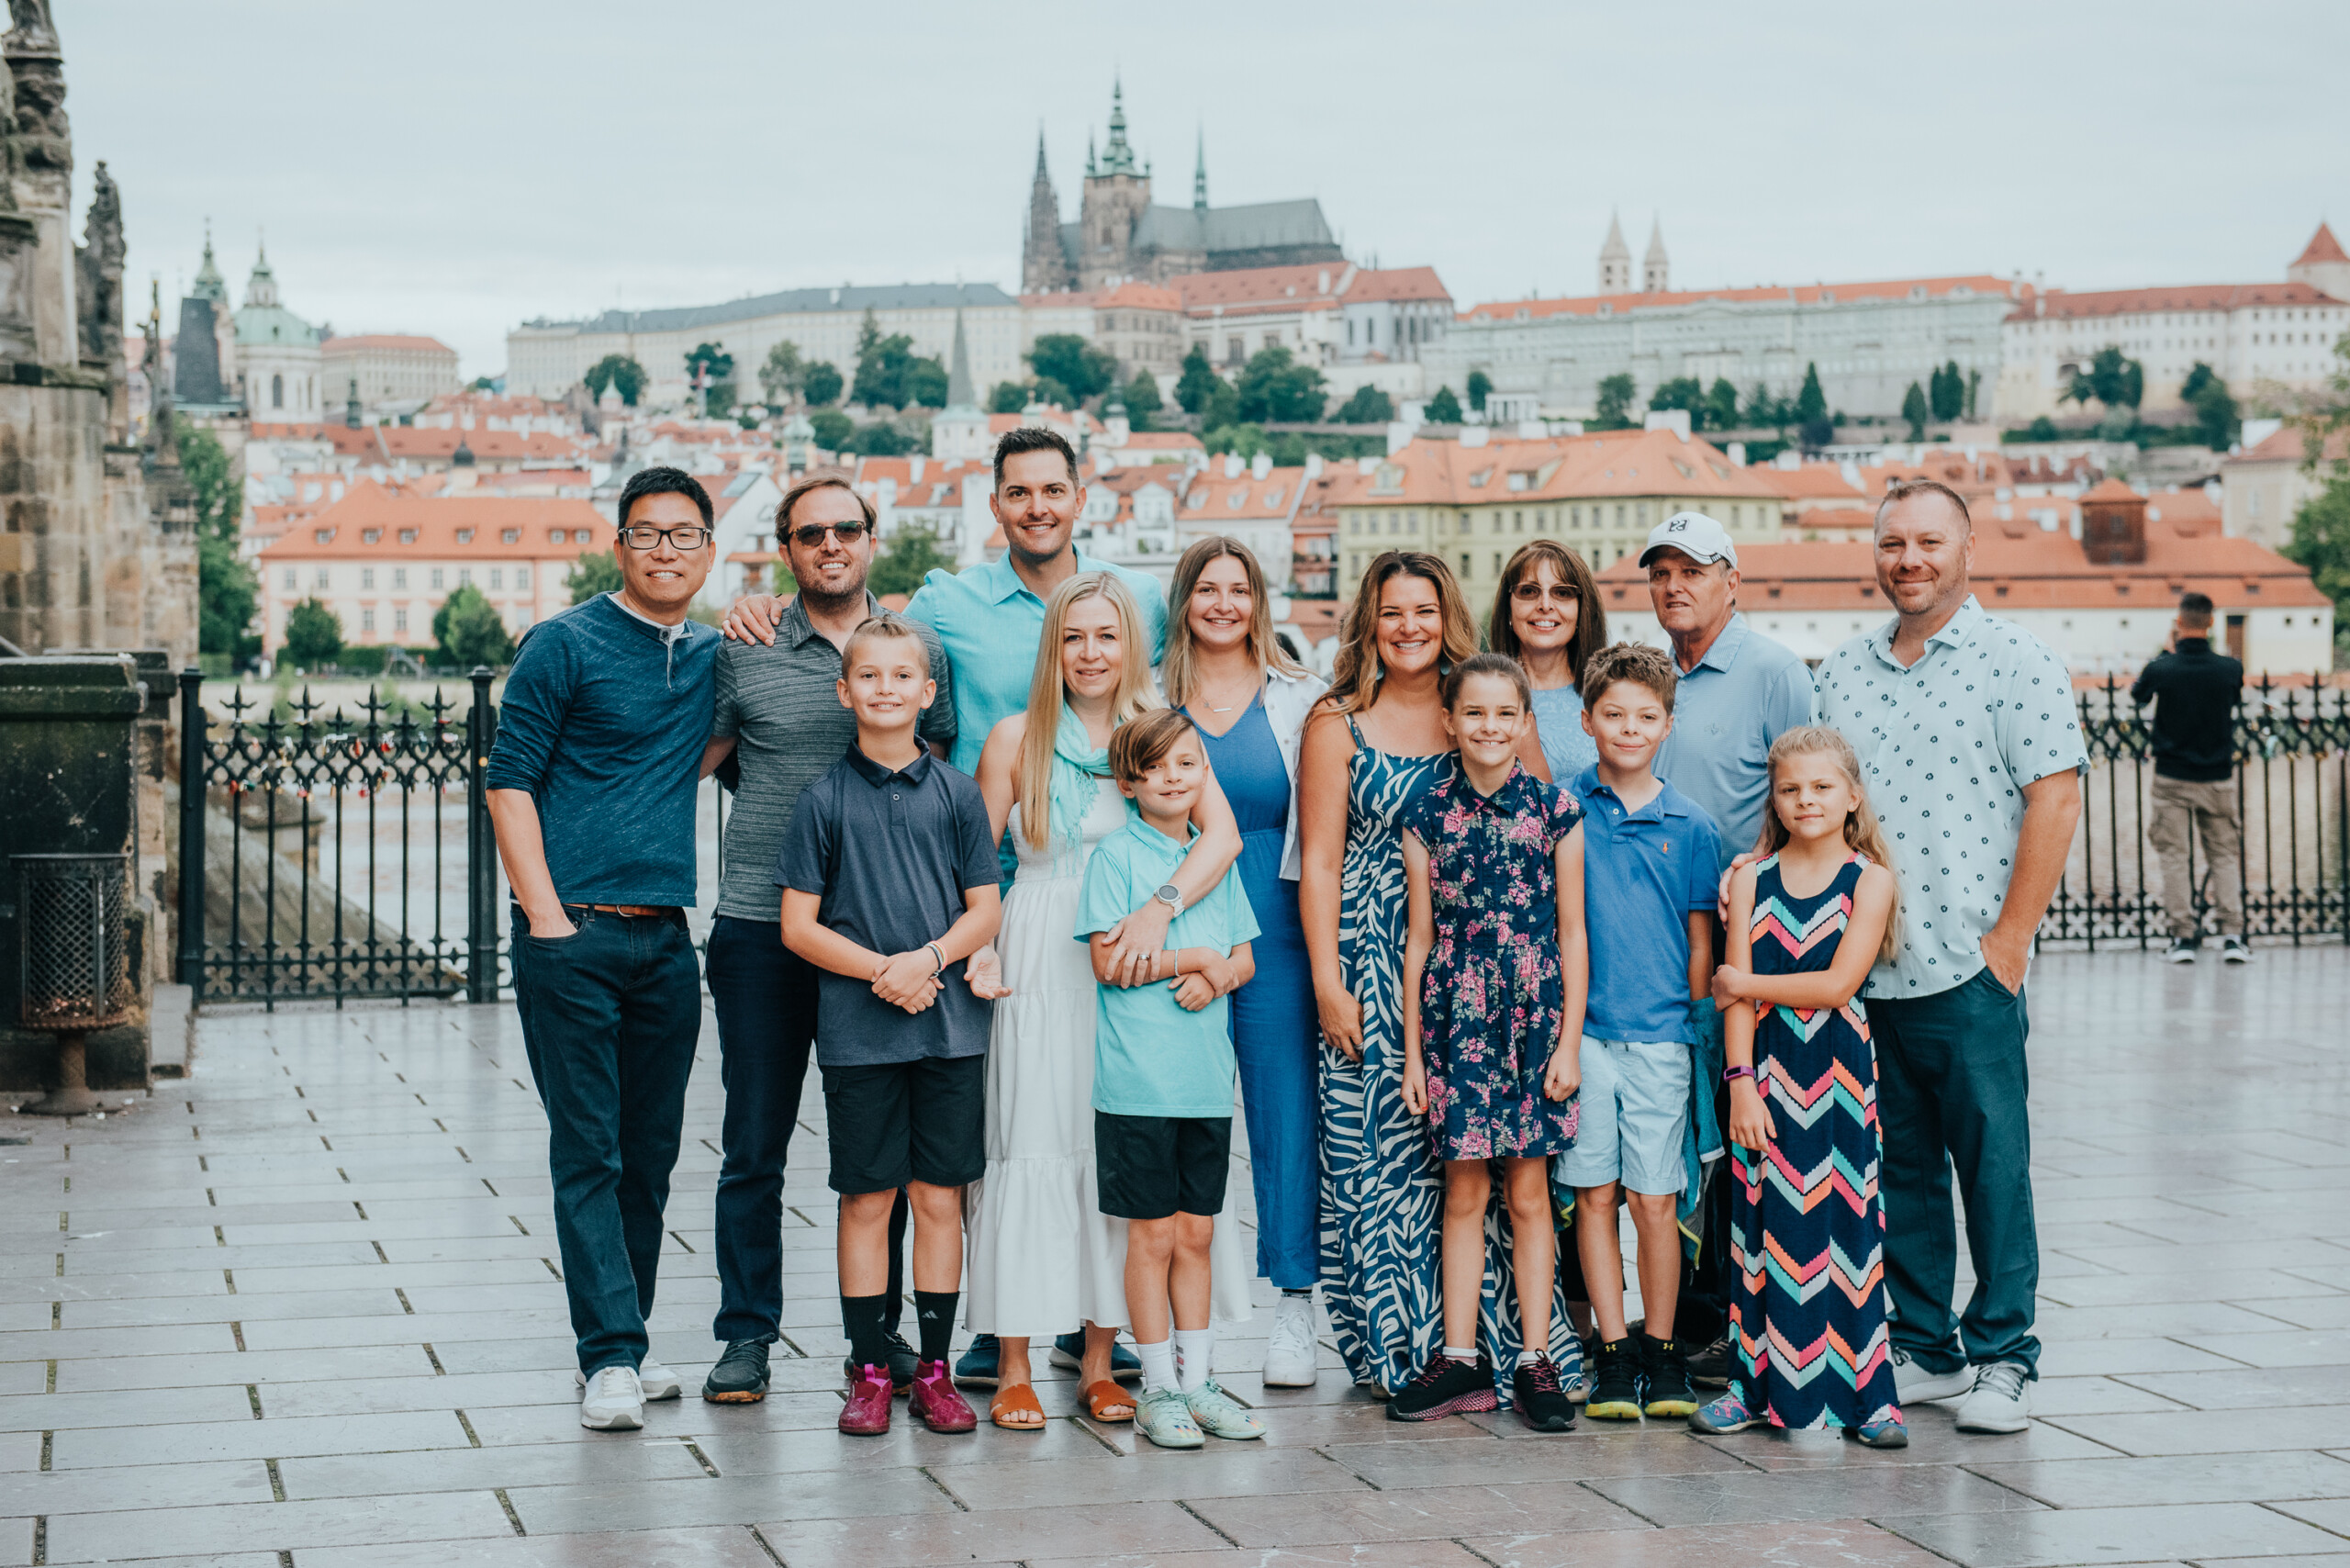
[774,746,1000,1067]
[711,593,956,922]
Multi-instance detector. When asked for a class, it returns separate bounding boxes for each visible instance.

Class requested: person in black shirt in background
[2130,592,2248,965]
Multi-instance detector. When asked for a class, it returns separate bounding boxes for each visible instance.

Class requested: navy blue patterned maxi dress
[1318,721,1582,1400]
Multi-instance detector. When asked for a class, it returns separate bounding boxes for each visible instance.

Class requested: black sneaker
[702,1337,773,1403]
[1642,1335,1698,1417]
[1685,1334,1731,1389]
[1583,1338,1644,1420]
[2220,935,2250,964]
[2164,936,2199,965]
[1387,1353,1500,1421]
[1513,1357,1576,1432]
[844,1331,921,1393]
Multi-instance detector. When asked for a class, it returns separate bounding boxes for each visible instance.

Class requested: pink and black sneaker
[1387,1352,1500,1422]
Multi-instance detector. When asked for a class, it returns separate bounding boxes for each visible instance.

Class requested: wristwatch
[1153,883,1184,918]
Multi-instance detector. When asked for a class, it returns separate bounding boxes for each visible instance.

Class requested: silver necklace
[1200,673,1259,713]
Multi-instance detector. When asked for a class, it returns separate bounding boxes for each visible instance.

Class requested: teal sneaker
[1689,1390,1760,1434]
[1184,1379,1266,1440]
[1853,1405,1908,1448]
[1134,1386,1204,1449]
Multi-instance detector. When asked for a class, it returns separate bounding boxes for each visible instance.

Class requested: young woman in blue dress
[1162,537,1328,1386]
[1487,541,1608,787]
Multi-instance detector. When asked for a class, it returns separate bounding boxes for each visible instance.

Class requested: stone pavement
[3,946,2349,1568]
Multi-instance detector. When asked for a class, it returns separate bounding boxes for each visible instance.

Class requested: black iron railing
[2045,676,2348,947]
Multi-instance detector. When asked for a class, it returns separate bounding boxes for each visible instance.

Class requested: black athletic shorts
[822,1055,987,1194]
[1094,1111,1231,1220]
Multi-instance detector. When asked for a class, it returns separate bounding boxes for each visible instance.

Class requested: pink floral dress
[1406,762,1582,1160]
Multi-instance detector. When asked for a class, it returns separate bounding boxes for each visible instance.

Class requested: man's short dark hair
[2177,590,2215,629]
[777,475,876,538]
[1875,477,1971,534]
[618,465,714,528]
[992,426,1080,488]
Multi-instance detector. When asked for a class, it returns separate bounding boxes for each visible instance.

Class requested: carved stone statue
[4,0,67,176]
[75,157,118,367]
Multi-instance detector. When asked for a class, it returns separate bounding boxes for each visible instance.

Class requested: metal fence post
[176,667,206,996]
[465,666,498,1003]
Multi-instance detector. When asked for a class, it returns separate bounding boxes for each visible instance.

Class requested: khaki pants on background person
[2147,776,2243,938]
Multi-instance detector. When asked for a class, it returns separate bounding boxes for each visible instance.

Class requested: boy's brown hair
[1579,641,1679,713]
[839,613,930,679]
[1107,707,1197,783]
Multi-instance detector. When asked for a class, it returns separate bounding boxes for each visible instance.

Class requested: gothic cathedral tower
[1021,129,1071,295]
[1075,78,1150,292]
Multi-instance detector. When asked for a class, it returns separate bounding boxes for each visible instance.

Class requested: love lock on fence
[12,853,133,1116]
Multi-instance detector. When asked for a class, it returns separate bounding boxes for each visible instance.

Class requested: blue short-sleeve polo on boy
[1075,819,1259,1118]
[1570,767,1722,1045]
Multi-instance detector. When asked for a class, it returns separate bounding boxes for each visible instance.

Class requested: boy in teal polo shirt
[1077,710,1261,1450]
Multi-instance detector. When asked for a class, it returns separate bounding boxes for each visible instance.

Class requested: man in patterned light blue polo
[1817,477,2085,1438]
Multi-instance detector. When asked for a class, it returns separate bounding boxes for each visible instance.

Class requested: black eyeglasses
[786,521,871,547]
[619,525,711,550]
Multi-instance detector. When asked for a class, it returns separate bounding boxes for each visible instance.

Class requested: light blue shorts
[1556,1036,1692,1196]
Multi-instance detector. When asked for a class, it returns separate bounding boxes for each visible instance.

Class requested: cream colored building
[2221,422,2346,552]
[322,334,461,410]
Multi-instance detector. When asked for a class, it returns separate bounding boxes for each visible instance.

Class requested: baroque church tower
[1643,218,1670,294]
[1597,211,1631,295]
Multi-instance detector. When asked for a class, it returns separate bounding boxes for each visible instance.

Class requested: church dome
[233,244,319,348]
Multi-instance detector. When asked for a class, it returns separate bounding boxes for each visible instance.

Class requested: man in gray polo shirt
[696,476,954,1404]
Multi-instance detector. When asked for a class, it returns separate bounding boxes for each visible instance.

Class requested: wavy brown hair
[1754,725,1903,964]
[1326,551,1479,716]
[1486,541,1606,690]
[1160,536,1306,707]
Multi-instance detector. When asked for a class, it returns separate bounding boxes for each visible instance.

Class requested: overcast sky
[55,0,2350,380]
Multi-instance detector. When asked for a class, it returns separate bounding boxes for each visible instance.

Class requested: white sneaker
[1891,1347,1973,1405]
[1261,1294,1318,1387]
[1954,1361,2032,1433]
[576,1359,680,1402]
[579,1364,645,1430]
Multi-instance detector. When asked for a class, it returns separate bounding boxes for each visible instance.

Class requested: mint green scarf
[1048,703,1115,847]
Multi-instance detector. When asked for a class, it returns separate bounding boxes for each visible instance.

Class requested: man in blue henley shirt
[486,466,721,1433]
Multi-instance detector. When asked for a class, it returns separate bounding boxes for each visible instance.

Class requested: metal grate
[14,854,133,1031]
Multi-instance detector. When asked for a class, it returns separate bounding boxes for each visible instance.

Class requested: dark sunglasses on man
[619,524,711,550]
[784,521,871,547]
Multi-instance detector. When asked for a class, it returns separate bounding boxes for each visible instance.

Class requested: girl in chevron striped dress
[1692,727,1908,1448]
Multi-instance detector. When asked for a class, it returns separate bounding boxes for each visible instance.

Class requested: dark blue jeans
[1873,965,2041,1378]
[511,905,701,1378]
[705,916,903,1345]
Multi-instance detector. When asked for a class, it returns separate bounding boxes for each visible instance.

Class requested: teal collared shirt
[1074,819,1259,1118]
[903,551,1169,776]
[1818,596,2087,1000]
[1651,613,1817,875]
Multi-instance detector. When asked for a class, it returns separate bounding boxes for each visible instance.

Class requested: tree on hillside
[800,361,844,407]
[1026,333,1118,403]
[2182,362,2239,450]
[989,380,1028,413]
[1175,344,1221,414]
[283,598,342,668]
[1335,384,1394,424]
[1201,378,1239,431]
[1706,377,1740,433]
[1795,363,1827,428]
[1121,369,1163,427]
[807,408,854,453]
[1648,375,1705,425]
[845,420,914,457]
[1465,369,1493,413]
[180,425,260,664]
[1592,374,1637,430]
[585,353,646,407]
[1236,344,1327,423]
[685,342,733,390]
[568,548,622,605]
[2069,345,2144,410]
[1745,383,1788,430]
[1902,381,1931,440]
[2283,478,2350,633]
[904,357,950,409]
[758,341,804,405]
[433,584,513,668]
[1424,385,1465,425]
[849,311,937,409]
[868,529,958,598]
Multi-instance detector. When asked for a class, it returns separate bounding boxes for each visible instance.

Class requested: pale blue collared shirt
[1651,613,1818,874]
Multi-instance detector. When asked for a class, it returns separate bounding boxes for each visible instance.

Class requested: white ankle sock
[1173,1327,1214,1392]
[1135,1338,1178,1394]
[1442,1344,1475,1363]
[1518,1349,1552,1372]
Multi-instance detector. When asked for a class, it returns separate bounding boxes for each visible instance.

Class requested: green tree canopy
[1235,345,1326,423]
[685,342,734,388]
[1204,422,1271,459]
[904,358,950,409]
[432,583,513,669]
[1025,334,1119,403]
[2282,477,2350,631]
[1424,385,1465,425]
[2023,415,2060,441]
[849,312,936,409]
[1202,378,1240,431]
[283,597,343,667]
[584,353,646,406]
[807,408,855,453]
[1592,374,1638,430]
[1902,381,1931,440]
[1648,375,1706,423]
[180,426,257,662]
[867,529,958,599]
[988,380,1029,414]
[568,548,622,605]
[844,420,915,457]
[2070,345,2145,409]
[1929,360,1965,421]
[1335,384,1395,424]
[1744,383,1787,429]
[2185,363,2238,449]
[800,361,844,407]
[1706,377,1740,432]
[1795,363,1828,427]
[758,341,804,404]
[1121,369,1163,418]
[1175,344,1221,414]
[1465,369,1493,412]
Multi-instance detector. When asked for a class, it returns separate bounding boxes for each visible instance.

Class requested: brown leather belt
[585,903,675,918]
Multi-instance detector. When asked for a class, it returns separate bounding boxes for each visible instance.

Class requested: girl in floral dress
[1394,654,1589,1431]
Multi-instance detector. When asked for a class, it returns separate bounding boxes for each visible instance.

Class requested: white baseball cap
[1639,510,1738,569]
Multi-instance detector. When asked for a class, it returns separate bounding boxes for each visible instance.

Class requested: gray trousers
[2147,776,2242,938]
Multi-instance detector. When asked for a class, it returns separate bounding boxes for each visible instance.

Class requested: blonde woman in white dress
[964,573,1249,1429]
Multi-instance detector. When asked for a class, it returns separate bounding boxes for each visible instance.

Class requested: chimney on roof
[2080,484,2148,566]
[1252,451,1271,480]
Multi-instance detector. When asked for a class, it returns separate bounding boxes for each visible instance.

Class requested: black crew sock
[913,1290,958,1365]
[1281,1287,1313,1298]
[841,1294,890,1372]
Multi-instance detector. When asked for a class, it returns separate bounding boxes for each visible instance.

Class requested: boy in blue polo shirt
[1077,709,1261,1450]
[1561,643,1721,1426]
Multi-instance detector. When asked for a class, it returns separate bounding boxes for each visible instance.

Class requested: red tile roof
[256,481,610,562]
[1343,266,1451,304]
[1097,282,1181,311]
[322,334,454,354]
[1465,275,2012,322]
[1174,263,1350,314]
[1320,431,1781,508]
[1750,465,1871,504]
[1179,466,1305,522]
[2232,425,2350,465]
[2009,281,2344,322]
[2295,222,2347,267]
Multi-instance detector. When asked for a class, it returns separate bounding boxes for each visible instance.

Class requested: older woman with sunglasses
[1488,541,1607,786]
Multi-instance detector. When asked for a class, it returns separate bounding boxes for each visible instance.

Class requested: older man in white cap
[1634,510,1815,1385]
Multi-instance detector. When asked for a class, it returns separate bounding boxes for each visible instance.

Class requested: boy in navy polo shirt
[1560,643,1721,1426]
[1078,710,1262,1450]
[779,616,1002,1438]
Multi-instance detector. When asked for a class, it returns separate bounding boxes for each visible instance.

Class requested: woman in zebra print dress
[1298,554,1576,1400]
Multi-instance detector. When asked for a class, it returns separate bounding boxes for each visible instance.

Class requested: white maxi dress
[965,776,1254,1334]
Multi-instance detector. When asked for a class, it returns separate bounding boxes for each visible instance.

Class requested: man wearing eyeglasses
[487,465,722,1433]
[692,475,955,1406]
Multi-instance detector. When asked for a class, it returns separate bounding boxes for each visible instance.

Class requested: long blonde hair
[1160,536,1306,706]
[1016,572,1159,848]
[1326,551,1478,716]
[1754,726,1902,964]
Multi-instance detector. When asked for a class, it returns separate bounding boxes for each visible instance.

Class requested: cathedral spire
[193,221,226,303]
[1192,124,1207,212]
[1022,124,1072,294]
[1643,217,1670,294]
[1100,75,1136,175]
[1597,209,1630,296]
[946,308,976,410]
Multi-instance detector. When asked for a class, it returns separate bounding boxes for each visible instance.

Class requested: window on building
[549,529,566,544]
[489,568,503,590]
[398,529,417,544]
[501,529,520,544]
[361,568,375,589]
[431,568,444,589]
[455,530,474,545]
[458,568,472,587]
[314,567,330,589]
[282,567,295,589]
[394,608,408,633]
[1460,554,1472,577]
[314,528,332,544]
[362,529,381,544]
[517,565,531,589]
[360,608,375,633]
[272,373,284,409]
[392,568,406,589]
